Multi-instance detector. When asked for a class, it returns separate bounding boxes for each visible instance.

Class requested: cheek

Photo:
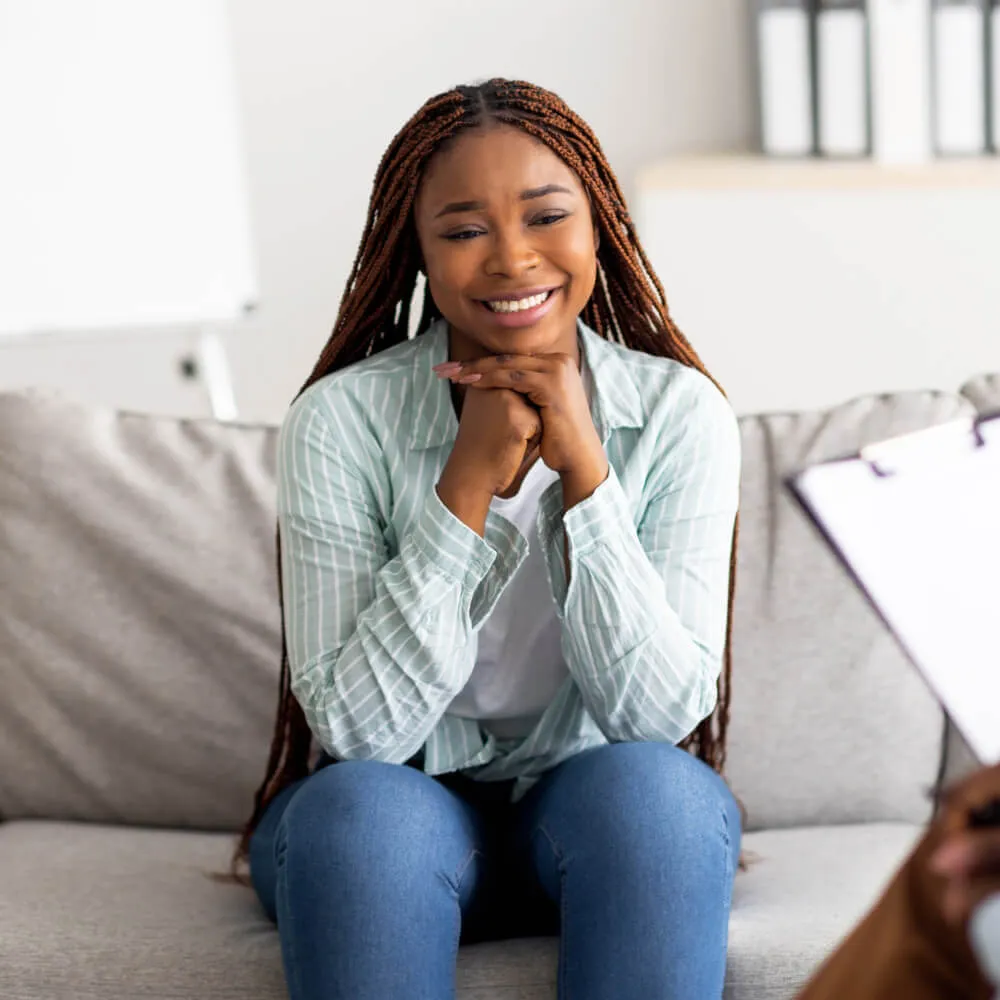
[559,223,598,290]
[423,245,476,301]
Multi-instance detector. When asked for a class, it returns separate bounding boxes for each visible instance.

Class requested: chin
[470,311,576,356]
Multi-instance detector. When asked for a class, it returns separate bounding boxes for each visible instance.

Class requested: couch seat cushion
[0,819,921,1000]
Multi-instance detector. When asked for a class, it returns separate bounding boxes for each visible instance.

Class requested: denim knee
[274,759,483,900]
[529,742,741,876]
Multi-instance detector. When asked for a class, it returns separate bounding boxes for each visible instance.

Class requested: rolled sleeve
[545,372,741,746]
[414,486,529,629]
[279,389,527,765]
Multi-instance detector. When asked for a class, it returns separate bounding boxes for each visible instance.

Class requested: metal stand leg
[196,327,239,421]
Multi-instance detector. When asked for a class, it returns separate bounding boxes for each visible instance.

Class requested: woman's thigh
[514,740,741,881]
[511,741,742,999]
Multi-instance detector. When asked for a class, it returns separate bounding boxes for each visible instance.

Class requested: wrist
[560,455,609,511]
[436,474,493,538]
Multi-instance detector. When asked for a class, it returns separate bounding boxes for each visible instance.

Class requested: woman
[233,78,743,1000]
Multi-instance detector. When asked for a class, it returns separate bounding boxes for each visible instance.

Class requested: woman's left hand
[435,353,608,489]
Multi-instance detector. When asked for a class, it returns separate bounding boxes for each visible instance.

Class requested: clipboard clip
[860,415,988,478]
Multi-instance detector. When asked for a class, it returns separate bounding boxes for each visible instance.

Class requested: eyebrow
[434,184,574,218]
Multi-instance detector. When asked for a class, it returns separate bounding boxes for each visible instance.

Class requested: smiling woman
[230,78,744,1000]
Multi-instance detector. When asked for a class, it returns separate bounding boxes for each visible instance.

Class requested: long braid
[229,78,740,881]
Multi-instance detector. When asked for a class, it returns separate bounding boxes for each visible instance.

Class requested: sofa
[1,369,998,1000]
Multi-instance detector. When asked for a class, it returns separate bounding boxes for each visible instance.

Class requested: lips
[483,289,553,314]
[475,286,562,328]
[479,285,560,304]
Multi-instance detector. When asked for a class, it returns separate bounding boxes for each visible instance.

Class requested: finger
[939,765,1000,817]
[433,353,563,377]
[942,876,1000,926]
[932,830,1000,877]
[455,368,541,388]
[456,369,555,406]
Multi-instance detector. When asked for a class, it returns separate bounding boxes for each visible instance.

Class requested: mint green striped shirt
[277,318,741,799]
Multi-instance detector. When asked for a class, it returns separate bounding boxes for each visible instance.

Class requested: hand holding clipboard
[790,411,1000,1000]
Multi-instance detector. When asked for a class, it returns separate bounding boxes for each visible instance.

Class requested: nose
[484,223,539,278]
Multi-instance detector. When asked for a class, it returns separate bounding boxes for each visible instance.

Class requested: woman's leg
[248,759,490,1000]
[512,741,741,1000]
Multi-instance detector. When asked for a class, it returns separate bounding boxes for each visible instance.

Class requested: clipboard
[786,409,1000,788]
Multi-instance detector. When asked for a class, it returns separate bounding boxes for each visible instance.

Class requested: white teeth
[486,290,551,314]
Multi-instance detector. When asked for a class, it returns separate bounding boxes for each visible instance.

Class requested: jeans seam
[535,822,569,1000]
[274,825,307,1000]
[438,845,482,897]
[720,800,736,913]
[443,845,481,970]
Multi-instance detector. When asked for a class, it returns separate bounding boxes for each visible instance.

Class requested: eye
[443,229,483,242]
[533,212,567,226]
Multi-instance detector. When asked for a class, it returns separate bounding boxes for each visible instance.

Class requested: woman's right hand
[436,387,542,536]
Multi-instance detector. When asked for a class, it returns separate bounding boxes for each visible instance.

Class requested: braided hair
[229,78,740,881]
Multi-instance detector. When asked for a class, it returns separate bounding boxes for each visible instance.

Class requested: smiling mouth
[480,289,557,314]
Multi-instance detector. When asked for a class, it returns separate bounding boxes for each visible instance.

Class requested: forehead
[416,125,584,210]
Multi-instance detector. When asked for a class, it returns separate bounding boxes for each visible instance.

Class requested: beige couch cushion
[0,818,921,1000]
[728,390,973,830]
[0,390,281,830]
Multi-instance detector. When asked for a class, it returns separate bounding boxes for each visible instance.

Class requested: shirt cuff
[538,479,569,613]
[472,509,528,626]
[413,488,528,628]
[536,467,632,614]
[413,487,498,586]
[562,464,629,554]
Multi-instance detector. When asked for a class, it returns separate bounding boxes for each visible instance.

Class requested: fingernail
[432,362,462,373]
[457,373,481,384]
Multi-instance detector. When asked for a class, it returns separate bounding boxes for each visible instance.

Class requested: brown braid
[226,79,741,883]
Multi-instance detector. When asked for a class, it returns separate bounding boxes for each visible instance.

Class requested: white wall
[222,0,756,422]
[637,171,1000,417]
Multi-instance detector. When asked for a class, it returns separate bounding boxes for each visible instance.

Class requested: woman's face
[414,124,598,361]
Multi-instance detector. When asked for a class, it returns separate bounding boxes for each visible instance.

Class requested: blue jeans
[250,741,740,1000]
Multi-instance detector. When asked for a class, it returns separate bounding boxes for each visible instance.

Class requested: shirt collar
[407,317,644,452]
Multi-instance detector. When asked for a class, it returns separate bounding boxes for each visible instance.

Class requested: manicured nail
[457,373,481,384]
[432,362,462,373]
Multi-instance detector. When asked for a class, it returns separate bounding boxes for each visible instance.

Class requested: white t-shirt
[446,455,567,740]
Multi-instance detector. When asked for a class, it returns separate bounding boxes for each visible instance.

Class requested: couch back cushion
[0,391,281,830]
[960,372,1000,415]
[728,390,975,830]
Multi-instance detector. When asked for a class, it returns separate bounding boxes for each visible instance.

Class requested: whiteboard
[790,414,1000,766]
[0,0,256,335]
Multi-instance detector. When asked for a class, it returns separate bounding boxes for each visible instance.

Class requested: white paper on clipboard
[789,412,1000,766]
